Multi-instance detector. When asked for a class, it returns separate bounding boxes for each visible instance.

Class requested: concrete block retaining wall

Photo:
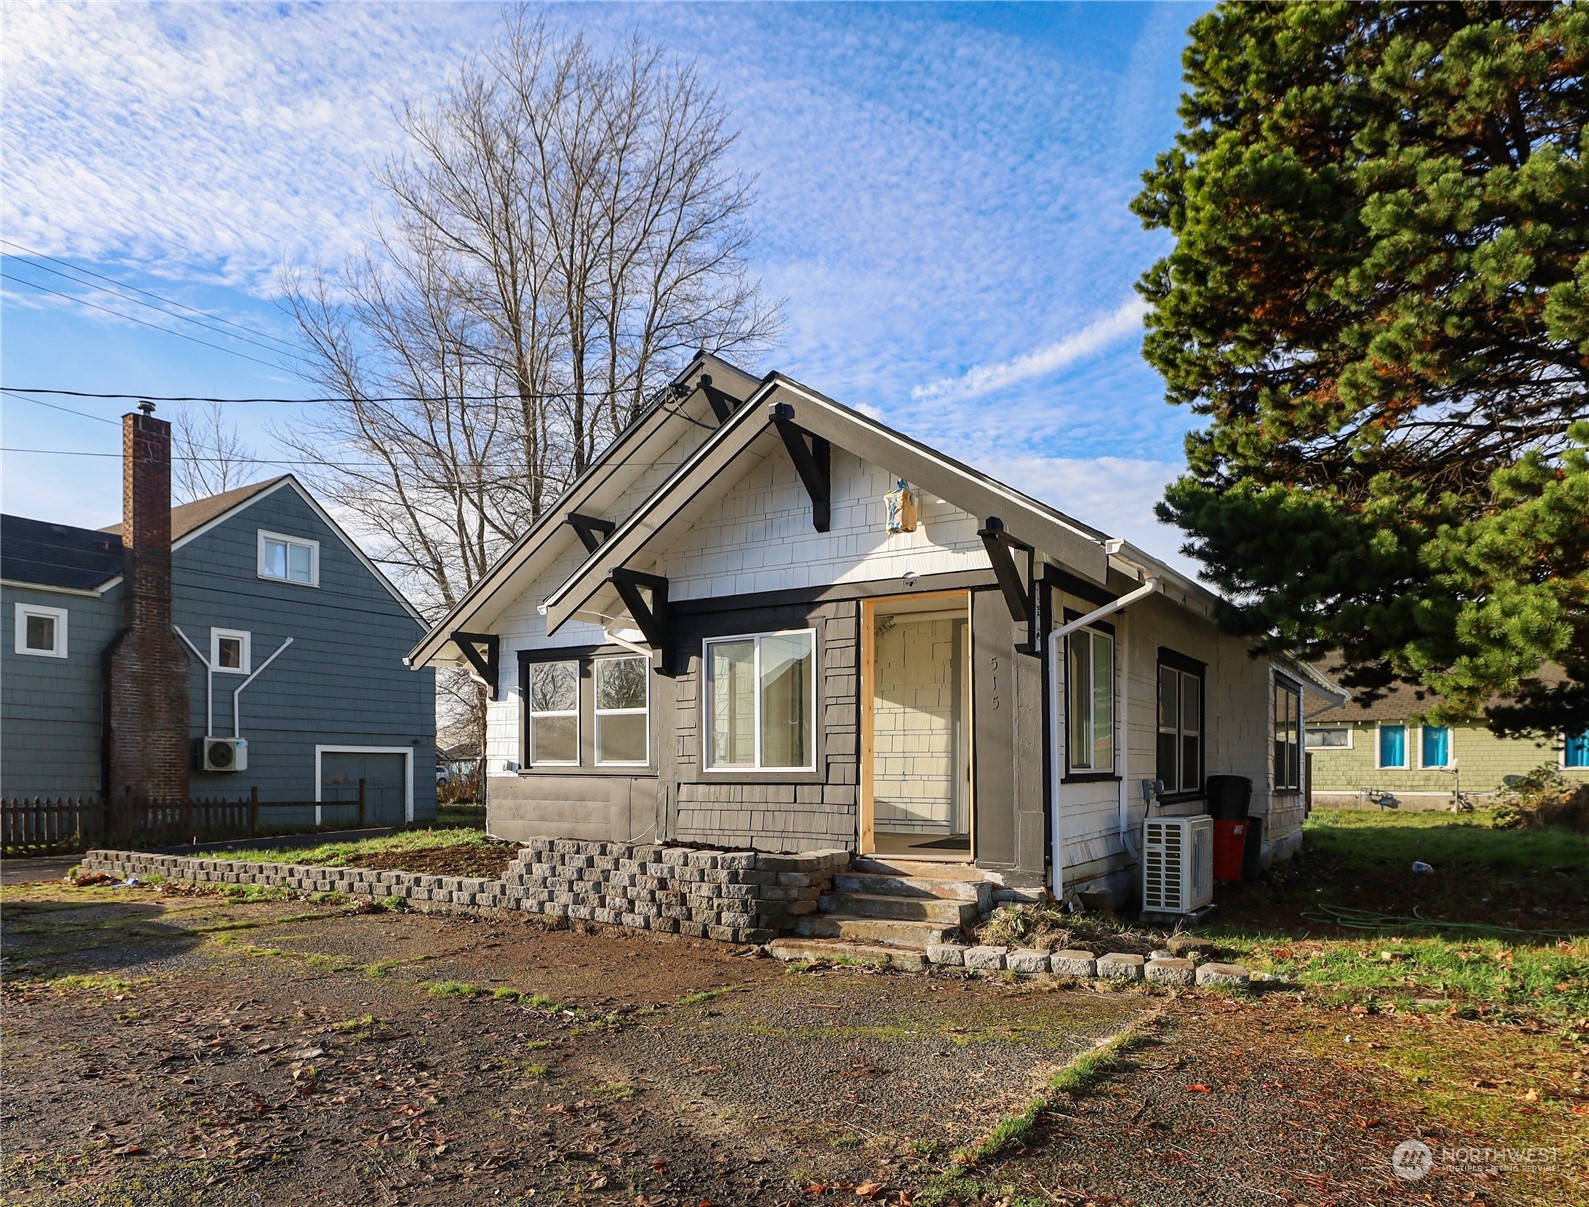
[79,838,853,946]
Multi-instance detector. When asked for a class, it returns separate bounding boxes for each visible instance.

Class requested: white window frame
[1065,626,1115,774]
[210,627,252,675]
[594,654,650,767]
[1305,725,1353,749]
[257,529,320,587]
[14,602,68,658]
[1564,728,1589,770]
[703,628,817,773]
[527,659,581,767]
[1417,724,1454,770]
[1375,722,1409,770]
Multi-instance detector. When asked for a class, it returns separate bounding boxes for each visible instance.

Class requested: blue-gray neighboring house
[2,413,435,826]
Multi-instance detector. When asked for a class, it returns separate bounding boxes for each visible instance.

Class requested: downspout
[1047,573,1159,896]
[231,638,293,737]
[172,625,212,734]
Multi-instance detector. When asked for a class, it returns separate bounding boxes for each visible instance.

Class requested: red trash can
[1213,819,1247,882]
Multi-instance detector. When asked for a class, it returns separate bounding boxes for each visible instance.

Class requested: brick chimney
[106,405,190,804]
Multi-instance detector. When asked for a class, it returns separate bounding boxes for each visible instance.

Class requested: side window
[704,630,816,771]
[1305,726,1352,749]
[1419,725,1452,769]
[14,603,68,658]
[1274,675,1302,792]
[258,530,319,586]
[1567,729,1589,769]
[1377,724,1408,769]
[211,628,252,674]
[595,656,649,765]
[1156,657,1203,795]
[1066,627,1115,774]
[528,661,579,766]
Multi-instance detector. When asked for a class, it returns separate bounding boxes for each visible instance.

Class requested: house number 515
[989,655,999,710]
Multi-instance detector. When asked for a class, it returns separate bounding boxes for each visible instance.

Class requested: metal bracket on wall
[452,631,501,700]
[610,568,672,675]
[565,512,616,554]
[770,401,831,532]
[697,374,744,425]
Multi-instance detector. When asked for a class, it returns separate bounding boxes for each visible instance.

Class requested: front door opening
[862,592,972,859]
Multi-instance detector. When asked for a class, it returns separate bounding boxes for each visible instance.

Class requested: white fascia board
[0,576,123,598]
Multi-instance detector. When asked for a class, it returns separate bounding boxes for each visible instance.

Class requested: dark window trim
[517,646,656,775]
[1273,672,1304,793]
[1061,772,1122,785]
[1045,566,1116,608]
[1157,650,1206,801]
[1061,608,1115,636]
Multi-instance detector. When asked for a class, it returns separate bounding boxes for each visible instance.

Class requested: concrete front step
[817,891,980,926]
[849,856,984,880]
[833,870,992,907]
[766,937,928,972]
[793,913,953,948]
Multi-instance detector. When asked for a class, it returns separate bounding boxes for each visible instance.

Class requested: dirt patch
[341,843,518,878]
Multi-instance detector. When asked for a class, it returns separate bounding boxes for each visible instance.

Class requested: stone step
[793,913,952,948]
[766,937,928,973]
[833,871,992,906]
[849,856,983,880]
[817,891,980,926]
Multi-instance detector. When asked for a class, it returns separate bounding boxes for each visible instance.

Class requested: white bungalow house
[409,353,1342,906]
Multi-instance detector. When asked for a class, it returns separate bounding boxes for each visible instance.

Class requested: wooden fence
[2,782,365,855]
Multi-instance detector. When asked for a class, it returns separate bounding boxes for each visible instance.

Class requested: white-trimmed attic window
[258,530,319,586]
[211,628,251,674]
[15,603,67,658]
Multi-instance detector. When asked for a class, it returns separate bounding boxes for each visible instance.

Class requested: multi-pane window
[595,656,649,765]
[1377,724,1408,769]
[705,631,815,771]
[528,661,579,765]
[258,530,318,586]
[14,603,67,658]
[1305,726,1352,749]
[1566,729,1589,769]
[1419,725,1452,769]
[1066,627,1115,773]
[1156,660,1202,795]
[1274,676,1302,792]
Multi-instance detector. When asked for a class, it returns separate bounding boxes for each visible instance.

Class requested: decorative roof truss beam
[770,402,831,532]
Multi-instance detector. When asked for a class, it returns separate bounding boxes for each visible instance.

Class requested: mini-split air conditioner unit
[200,736,248,772]
[1142,815,1214,914]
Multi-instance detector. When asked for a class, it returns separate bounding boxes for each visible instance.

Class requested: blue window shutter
[1379,725,1406,768]
[1421,726,1450,767]
[1567,729,1589,769]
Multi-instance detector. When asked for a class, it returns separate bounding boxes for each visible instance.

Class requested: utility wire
[1,241,302,356]
[4,391,121,426]
[1,274,291,372]
[0,384,656,404]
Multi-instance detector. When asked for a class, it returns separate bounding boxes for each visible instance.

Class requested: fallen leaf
[855,1181,884,1199]
[1186,1084,1212,1093]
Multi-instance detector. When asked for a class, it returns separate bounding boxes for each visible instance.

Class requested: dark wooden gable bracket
[697,374,744,425]
[978,516,1043,653]
[769,402,831,532]
[452,631,501,700]
[610,567,673,674]
[566,512,616,554]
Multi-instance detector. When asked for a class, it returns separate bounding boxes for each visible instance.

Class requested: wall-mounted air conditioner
[1142,815,1213,914]
[200,736,248,772]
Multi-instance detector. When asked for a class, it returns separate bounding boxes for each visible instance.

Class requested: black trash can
[1206,774,1252,821]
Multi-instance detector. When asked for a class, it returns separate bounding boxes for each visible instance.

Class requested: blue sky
[2,1,1208,569]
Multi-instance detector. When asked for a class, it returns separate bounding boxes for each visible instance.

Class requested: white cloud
[911,297,1148,403]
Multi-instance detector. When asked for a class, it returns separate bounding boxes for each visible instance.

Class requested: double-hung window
[1377,723,1408,769]
[1066,626,1115,774]
[1274,675,1302,792]
[258,530,319,586]
[14,603,67,658]
[528,660,579,765]
[1156,654,1203,796]
[595,656,649,765]
[705,630,815,771]
[1566,729,1589,769]
[1419,725,1452,769]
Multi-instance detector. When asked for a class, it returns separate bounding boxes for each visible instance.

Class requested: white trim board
[314,745,414,826]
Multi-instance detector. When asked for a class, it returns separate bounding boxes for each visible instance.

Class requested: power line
[4,391,121,426]
[1,274,292,372]
[0,240,303,357]
[0,383,678,405]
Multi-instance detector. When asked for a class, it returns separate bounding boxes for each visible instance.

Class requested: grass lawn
[205,825,504,866]
[1211,807,1588,1026]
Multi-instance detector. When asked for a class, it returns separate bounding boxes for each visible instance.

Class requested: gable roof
[0,514,124,593]
[100,476,289,541]
[1308,663,1571,723]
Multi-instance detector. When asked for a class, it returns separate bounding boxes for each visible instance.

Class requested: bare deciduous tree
[172,402,257,503]
[278,15,779,625]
